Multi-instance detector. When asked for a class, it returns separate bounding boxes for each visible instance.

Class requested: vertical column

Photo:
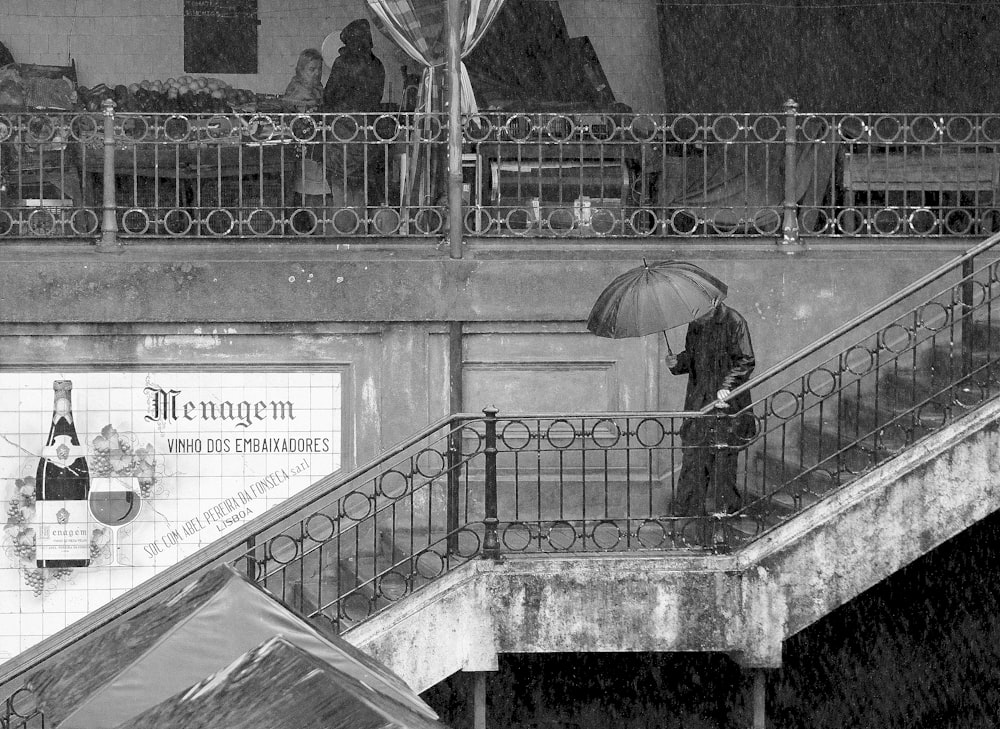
[753,669,767,729]
[447,321,464,554]
[98,99,119,250]
[472,671,487,729]
[446,0,464,258]
[780,98,800,246]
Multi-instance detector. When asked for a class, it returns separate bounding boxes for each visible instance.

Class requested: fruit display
[77,76,258,114]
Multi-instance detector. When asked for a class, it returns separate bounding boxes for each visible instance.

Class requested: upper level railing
[4,232,1000,720]
[2,103,999,243]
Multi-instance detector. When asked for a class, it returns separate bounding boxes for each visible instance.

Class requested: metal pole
[482,406,500,559]
[98,99,118,250]
[780,98,800,246]
[446,0,464,258]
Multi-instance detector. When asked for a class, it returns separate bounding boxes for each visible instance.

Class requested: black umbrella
[586,260,728,353]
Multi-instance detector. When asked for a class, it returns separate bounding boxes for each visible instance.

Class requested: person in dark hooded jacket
[322,19,385,113]
[665,298,756,517]
[317,19,386,214]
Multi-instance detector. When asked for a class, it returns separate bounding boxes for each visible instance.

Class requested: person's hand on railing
[714,389,731,408]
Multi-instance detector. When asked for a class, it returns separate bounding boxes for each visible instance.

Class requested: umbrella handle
[661,330,674,356]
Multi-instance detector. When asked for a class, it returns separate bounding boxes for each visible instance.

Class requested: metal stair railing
[5,234,1000,710]
[0,413,482,695]
[723,230,1000,537]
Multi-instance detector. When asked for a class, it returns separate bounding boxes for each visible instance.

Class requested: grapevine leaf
[101,424,114,439]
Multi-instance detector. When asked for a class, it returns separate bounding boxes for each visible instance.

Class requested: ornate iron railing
[242,407,758,633]
[728,232,1000,534]
[235,235,1000,632]
[4,234,1000,717]
[2,106,998,241]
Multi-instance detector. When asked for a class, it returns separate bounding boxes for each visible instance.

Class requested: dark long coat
[668,302,756,413]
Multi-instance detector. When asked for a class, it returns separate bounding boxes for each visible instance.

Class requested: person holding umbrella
[664,296,755,517]
[587,260,756,519]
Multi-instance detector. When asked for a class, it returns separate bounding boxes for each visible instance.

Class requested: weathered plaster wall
[349,399,1000,692]
[0,243,978,460]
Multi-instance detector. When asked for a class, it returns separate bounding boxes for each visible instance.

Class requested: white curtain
[366,0,507,114]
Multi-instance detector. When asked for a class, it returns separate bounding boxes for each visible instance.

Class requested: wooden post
[446,0,464,258]
[472,671,487,729]
[753,669,766,729]
[98,99,119,250]
[780,98,800,246]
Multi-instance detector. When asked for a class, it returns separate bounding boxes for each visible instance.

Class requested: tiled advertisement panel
[0,371,341,663]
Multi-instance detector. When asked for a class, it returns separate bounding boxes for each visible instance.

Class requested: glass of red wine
[89,476,142,564]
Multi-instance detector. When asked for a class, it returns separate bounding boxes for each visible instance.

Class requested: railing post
[482,406,500,559]
[780,98,800,246]
[245,535,256,580]
[445,0,464,258]
[97,99,119,251]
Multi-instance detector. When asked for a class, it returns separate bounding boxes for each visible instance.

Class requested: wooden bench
[843,147,1000,233]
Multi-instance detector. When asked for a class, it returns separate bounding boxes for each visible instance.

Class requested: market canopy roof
[20,565,435,729]
[112,636,449,729]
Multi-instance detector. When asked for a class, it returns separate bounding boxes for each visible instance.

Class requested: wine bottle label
[36,499,91,561]
[41,434,88,469]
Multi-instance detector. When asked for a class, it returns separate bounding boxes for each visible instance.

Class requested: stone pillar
[753,668,767,729]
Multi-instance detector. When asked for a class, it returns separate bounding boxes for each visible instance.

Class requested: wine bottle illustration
[35,380,91,568]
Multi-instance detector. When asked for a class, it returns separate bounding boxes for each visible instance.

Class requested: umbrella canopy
[586,260,728,339]
[17,565,435,729]
[113,636,449,729]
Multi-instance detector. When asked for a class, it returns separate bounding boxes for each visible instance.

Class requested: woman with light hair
[284,48,324,110]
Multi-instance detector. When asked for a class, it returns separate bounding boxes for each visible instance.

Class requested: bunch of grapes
[5,499,23,525]
[138,477,155,499]
[50,567,73,580]
[13,530,35,562]
[23,568,46,597]
[92,440,113,476]
[90,538,110,563]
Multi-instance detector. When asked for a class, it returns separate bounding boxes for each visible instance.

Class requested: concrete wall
[0,0,664,110]
[0,243,974,419]
[0,244,976,441]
